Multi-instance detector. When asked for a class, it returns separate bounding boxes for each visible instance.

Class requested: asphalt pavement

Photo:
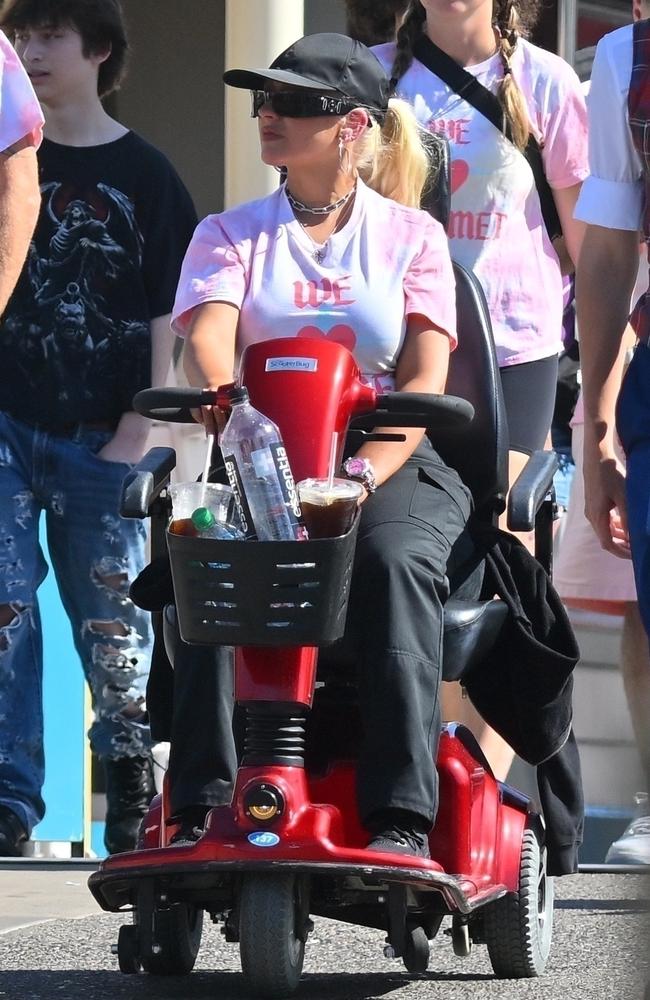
[0,868,647,1000]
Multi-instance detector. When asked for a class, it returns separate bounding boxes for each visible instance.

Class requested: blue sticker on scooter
[247,831,280,848]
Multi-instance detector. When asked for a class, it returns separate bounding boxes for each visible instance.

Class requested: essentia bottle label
[252,442,307,541]
[222,452,257,540]
[269,443,304,525]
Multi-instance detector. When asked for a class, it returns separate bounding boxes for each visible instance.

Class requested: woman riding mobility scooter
[88,321,557,994]
[89,33,565,996]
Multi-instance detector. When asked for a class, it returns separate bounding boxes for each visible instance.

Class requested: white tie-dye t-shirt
[373,38,588,368]
[172,179,456,392]
[0,30,43,151]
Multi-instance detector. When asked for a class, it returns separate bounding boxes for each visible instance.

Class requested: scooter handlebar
[132,387,475,430]
[367,392,474,428]
[133,387,217,423]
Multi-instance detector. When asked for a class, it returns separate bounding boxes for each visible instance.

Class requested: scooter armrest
[120,447,176,519]
[507,449,558,533]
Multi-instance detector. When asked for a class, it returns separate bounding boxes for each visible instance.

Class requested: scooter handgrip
[133,387,217,422]
[120,446,177,518]
[375,392,474,427]
[507,449,558,532]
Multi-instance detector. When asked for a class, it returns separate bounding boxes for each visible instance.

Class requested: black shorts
[499,354,559,455]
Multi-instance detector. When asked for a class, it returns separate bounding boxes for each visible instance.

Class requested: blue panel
[31,517,86,842]
[91,820,107,859]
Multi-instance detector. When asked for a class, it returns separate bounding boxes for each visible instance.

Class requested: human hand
[190,400,227,438]
[583,452,631,559]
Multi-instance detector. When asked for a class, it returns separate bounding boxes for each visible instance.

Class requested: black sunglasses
[250,89,356,119]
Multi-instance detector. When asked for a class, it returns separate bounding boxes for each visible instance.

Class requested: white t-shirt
[0,30,43,152]
[172,179,457,392]
[574,24,643,231]
[373,38,589,368]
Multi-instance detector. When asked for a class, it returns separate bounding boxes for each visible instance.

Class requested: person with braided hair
[374,1,587,481]
[372,0,588,780]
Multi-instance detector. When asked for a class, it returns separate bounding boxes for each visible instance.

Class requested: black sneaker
[168,805,211,847]
[0,806,27,857]
[366,809,431,860]
[103,754,155,855]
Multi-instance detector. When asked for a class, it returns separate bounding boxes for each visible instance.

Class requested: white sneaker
[605,793,650,865]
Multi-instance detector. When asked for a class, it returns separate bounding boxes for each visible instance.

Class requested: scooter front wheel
[239,873,308,998]
[403,925,430,972]
[116,924,141,974]
[140,902,203,975]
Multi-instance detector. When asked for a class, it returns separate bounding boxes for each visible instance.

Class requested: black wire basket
[167,519,359,647]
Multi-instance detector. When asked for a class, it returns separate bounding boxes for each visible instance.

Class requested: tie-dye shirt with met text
[373,38,588,367]
[172,179,456,392]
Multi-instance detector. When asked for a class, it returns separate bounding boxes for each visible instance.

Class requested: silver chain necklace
[285,185,355,216]
[288,185,357,264]
[296,194,356,264]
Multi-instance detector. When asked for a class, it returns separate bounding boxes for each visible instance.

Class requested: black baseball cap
[223,33,390,117]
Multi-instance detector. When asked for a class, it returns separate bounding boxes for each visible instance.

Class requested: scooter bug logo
[248,831,280,848]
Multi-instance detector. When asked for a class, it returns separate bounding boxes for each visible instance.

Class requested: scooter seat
[441,598,508,681]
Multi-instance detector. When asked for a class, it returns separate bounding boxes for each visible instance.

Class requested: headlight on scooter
[244,784,284,824]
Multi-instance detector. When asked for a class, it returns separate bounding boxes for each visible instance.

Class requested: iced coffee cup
[297,478,364,539]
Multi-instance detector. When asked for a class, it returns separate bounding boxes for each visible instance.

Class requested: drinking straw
[200,433,214,507]
[326,431,338,493]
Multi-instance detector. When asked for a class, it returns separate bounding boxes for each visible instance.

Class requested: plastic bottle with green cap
[191,506,241,539]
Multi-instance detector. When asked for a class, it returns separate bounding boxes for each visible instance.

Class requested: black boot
[103,754,155,855]
[0,805,28,857]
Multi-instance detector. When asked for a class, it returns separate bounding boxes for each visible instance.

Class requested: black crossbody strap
[412,34,562,242]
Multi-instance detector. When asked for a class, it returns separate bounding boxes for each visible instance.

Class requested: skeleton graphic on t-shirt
[4,182,145,403]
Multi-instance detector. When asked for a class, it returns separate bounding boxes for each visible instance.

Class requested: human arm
[552,184,585,271]
[0,137,40,315]
[349,213,455,494]
[576,225,639,556]
[182,300,239,435]
[98,313,177,464]
[573,28,643,556]
[352,314,451,492]
[539,56,589,271]
[96,148,200,464]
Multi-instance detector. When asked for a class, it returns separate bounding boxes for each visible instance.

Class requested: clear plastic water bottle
[190,506,243,539]
[219,386,306,541]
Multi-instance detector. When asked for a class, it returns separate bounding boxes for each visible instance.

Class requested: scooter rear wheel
[483,826,554,978]
[140,902,203,975]
[239,873,307,998]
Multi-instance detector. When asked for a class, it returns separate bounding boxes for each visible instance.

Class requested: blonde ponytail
[354,99,431,208]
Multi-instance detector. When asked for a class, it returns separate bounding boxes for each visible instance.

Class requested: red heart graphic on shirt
[296,324,357,351]
[450,159,469,194]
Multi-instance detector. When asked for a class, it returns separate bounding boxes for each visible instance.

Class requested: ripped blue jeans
[0,412,153,834]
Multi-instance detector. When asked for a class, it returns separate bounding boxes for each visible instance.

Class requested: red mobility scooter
[89,262,557,995]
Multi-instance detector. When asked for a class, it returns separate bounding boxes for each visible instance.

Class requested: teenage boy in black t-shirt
[0,0,198,857]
